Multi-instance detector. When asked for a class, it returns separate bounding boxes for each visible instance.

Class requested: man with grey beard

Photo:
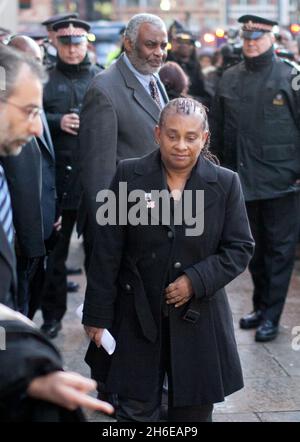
[79,13,169,242]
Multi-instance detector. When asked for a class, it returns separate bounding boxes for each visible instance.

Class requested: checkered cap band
[242,21,273,32]
[56,24,87,37]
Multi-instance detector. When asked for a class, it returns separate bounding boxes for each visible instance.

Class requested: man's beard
[129,47,163,75]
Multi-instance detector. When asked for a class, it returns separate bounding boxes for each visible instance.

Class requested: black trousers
[115,317,213,422]
[40,209,92,322]
[246,192,300,324]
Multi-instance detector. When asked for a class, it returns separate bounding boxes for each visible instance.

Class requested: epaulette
[282,58,300,73]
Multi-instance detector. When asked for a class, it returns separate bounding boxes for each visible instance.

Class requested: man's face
[56,39,88,65]
[0,65,43,157]
[172,38,194,59]
[125,23,168,75]
[155,112,208,173]
[243,32,274,58]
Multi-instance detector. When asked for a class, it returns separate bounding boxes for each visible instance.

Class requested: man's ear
[124,36,133,54]
[270,33,276,45]
[154,125,160,144]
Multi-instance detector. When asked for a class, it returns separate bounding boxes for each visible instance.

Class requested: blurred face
[155,112,208,173]
[243,32,274,58]
[125,23,168,75]
[57,39,88,65]
[0,65,43,157]
[172,38,194,59]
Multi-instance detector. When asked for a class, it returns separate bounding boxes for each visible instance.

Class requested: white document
[76,303,116,355]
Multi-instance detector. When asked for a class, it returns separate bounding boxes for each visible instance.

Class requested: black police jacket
[210,49,300,201]
[43,55,101,210]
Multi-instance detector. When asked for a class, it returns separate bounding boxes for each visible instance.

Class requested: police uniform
[41,19,101,336]
[211,15,300,341]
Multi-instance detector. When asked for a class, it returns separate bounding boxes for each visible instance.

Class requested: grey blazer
[78,54,168,234]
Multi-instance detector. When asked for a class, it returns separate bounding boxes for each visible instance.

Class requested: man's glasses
[0,98,43,121]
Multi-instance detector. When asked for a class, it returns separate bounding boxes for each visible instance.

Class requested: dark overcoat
[83,150,254,407]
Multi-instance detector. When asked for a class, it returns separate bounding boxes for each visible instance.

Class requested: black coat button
[168,231,174,239]
[174,262,181,269]
[125,284,132,291]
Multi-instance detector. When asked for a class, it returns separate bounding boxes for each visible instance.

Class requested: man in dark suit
[2,36,57,317]
[0,44,114,420]
[79,13,169,243]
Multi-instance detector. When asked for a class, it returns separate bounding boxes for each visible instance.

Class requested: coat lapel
[0,223,16,276]
[38,111,55,159]
[117,56,161,123]
[131,153,220,232]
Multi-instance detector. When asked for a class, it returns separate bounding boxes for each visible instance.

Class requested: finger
[65,128,78,136]
[63,372,97,392]
[66,388,114,413]
[94,330,103,348]
[165,283,177,294]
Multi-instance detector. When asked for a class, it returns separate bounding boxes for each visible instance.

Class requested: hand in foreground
[165,274,194,308]
[60,113,80,135]
[84,326,104,348]
[27,371,114,414]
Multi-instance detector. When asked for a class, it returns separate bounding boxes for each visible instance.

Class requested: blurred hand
[27,371,114,414]
[60,113,80,135]
[84,326,104,348]
[165,274,194,308]
[53,216,62,232]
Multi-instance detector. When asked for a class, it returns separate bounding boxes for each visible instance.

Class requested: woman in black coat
[83,97,254,422]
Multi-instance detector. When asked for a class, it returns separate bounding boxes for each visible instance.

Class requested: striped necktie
[0,165,14,245]
[149,78,162,109]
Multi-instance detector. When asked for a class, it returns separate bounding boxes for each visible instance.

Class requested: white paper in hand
[76,303,116,355]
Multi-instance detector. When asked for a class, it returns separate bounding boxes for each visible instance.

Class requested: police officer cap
[238,15,278,40]
[174,30,195,44]
[41,13,78,30]
[53,19,91,45]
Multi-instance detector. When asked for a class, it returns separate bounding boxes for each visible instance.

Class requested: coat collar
[130,150,219,230]
[116,55,161,123]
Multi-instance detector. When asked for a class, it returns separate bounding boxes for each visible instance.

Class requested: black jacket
[210,49,300,201]
[83,150,254,406]
[43,55,101,210]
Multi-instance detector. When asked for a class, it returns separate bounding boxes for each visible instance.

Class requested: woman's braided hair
[159,97,219,165]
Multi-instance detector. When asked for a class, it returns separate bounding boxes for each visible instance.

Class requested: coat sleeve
[82,162,125,329]
[79,84,118,234]
[184,172,254,299]
[0,322,62,401]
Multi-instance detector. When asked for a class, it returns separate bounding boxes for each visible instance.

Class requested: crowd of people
[1,10,300,422]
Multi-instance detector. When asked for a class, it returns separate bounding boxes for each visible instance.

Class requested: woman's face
[155,112,208,173]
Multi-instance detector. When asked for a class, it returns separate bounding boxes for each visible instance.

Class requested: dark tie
[149,79,162,109]
[0,165,14,245]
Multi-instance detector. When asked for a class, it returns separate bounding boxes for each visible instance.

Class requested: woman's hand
[84,326,104,348]
[165,275,194,308]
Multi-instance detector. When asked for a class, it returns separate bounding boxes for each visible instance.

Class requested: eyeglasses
[0,98,43,121]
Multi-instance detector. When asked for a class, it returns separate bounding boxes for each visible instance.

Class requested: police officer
[211,15,300,342]
[167,30,209,104]
[41,18,101,338]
